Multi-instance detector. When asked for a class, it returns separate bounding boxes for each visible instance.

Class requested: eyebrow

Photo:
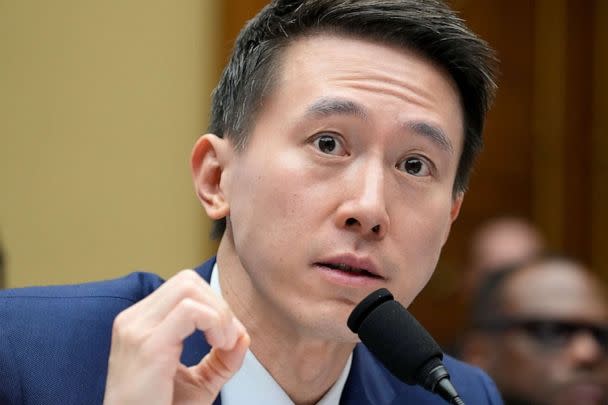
[304,97,454,154]
[406,121,454,155]
[304,97,368,120]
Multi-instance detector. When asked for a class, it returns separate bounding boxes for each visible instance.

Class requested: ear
[450,191,464,223]
[191,134,232,220]
[441,191,464,246]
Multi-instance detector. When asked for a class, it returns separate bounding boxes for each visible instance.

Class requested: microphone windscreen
[355,298,443,385]
[347,288,393,333]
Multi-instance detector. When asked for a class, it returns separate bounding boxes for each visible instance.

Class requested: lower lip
[314,264,385,288]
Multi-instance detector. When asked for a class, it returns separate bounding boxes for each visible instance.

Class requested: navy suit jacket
[0,258,502,404]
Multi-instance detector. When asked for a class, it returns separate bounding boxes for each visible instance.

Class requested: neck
[216,237,355,404]
[252,334,351,405]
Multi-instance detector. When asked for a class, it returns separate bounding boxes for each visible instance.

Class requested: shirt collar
[210,263,352,405]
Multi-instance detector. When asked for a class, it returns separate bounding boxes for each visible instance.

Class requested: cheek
[389,194,455,304]
[394,192,454,257]
[228,155,314,252]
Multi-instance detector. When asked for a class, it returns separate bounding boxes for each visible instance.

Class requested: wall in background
[0,1,222,287]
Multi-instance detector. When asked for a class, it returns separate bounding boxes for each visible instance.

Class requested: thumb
[193,332,250,397]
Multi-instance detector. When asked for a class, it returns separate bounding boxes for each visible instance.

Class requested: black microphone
[347,288,465,405]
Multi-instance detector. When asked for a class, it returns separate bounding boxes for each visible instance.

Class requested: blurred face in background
[476,260,608,405]
[465,217,545,294]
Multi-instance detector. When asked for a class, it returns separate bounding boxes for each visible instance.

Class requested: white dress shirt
[210,264,353,405]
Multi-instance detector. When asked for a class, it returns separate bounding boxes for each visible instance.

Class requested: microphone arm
[347,288,466,405]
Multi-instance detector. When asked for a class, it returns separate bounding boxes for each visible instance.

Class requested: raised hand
[103,269,249,405]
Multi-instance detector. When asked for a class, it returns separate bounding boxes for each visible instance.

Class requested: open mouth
[317,262,382,279]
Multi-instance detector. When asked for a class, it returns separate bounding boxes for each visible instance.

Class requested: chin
[295,308,359,343]
[314,324,360,344]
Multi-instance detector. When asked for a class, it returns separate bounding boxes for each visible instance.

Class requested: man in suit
[0,1,501,403]
[461,255,608,405]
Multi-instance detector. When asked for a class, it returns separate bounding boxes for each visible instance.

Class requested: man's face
[489,262,608,405]
[217,34,464,340]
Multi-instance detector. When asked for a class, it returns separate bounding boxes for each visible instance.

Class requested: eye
[396,156,432,176]
[312,134,347,156]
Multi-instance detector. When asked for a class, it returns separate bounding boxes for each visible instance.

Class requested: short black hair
[209,0,498,238]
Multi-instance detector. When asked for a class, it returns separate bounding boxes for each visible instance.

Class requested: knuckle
[179,283,200,300]
[178,297,197,313]
[112,310,128,329]
[174,271,207,300]
[177,268,199,282]
[112,311,132,337]
[215,304,233,325]
[111,310,144,344]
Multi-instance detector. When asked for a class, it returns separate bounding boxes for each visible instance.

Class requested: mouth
[316,262,383,279]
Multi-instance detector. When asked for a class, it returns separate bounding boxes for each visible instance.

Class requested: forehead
[277,32,460,97]
[503,262,608,322]
[267,33,463,131]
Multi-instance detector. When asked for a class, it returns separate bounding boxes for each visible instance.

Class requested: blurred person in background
[460,255,608,405]
[442,217,546,355]
[464,216,546,296]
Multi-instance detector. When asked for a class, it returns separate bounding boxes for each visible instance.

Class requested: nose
[567,330,605,368]
[335,159,390,239]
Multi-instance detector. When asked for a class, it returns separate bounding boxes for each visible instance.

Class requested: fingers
[123,269,228,330]
[110,269,242,357]
[148,297,242,350]
[193,331,251,397]
[104,268,247,405]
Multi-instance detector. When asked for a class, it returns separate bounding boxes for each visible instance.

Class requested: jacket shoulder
[0,271,166,404]
[0,271,165,301]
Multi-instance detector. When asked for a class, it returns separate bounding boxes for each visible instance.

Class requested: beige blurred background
[1,1,222,287]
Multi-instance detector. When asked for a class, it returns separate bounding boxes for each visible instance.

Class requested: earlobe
[191,134,232,220]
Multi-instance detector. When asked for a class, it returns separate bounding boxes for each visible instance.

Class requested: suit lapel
[340,345,397,405]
